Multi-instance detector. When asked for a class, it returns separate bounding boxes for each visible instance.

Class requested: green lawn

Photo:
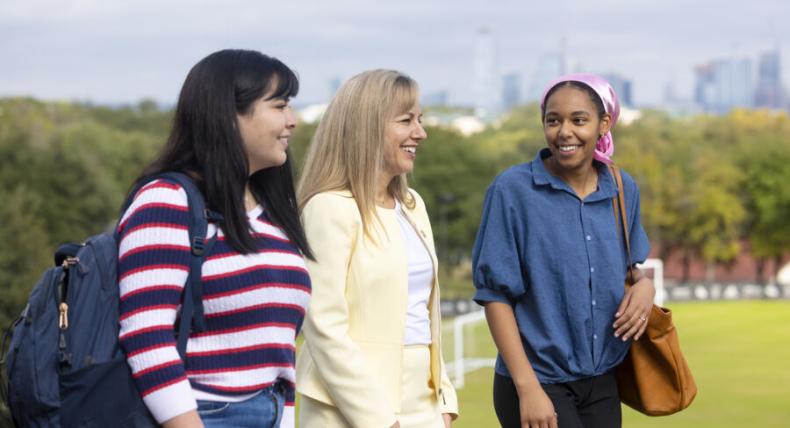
[446,301,790,428]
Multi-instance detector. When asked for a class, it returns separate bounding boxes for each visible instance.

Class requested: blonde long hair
[298,69,418,237]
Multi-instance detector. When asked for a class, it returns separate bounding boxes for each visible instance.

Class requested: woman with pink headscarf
[472,74,655,428]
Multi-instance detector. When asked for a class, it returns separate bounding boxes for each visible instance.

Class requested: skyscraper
[526,52,567,102]
[694,57,754,113]
[502,72,521,110]
[422,90,449,107]
[473,27,501,120]
[754,48,785,109]
[601,73,633,107]
[694,63,715,110]
[328,77,342,100]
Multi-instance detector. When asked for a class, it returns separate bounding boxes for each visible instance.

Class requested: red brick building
[651,242,789,284]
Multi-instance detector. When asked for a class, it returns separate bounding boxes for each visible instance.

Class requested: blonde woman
[295,70,458,428]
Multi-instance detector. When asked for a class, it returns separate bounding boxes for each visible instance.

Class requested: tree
[411,126,497,264]
[0,186,50,328]
[731,112,790,282]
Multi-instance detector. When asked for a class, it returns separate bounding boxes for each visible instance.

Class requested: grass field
[444,301,790,427]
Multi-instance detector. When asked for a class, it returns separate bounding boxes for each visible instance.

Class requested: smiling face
[237,92,297,174]
[542,85,611,172]
[382,102,427,179]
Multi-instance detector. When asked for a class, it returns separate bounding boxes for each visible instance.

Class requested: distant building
[661,82,700,116]
[694,58,753,113]
[694,63,715,110]
[526,52,566,102]
[601,73,633,107]
[297,103,327,124]
[422,107,486,136]
[328,77,342,100]
[618,106,643,125]
[452,116,487,136]
[502,72,521,110]
[754,49,785,110]
[473,28,502,120]
[423,90,449,107]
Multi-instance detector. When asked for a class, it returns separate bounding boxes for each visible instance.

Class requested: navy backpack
[0,172,219,427]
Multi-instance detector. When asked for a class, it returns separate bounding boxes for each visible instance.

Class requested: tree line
[0,97,788,325]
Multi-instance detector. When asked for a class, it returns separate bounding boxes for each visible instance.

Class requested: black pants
[493,371,621,428]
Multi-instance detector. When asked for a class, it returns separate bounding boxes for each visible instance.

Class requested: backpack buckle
[61,257,79,270]
[204,209,223,223]
[191,237,205,256]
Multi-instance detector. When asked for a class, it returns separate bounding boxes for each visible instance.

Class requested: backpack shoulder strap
[119,172,222,358]
[156,172,222,357]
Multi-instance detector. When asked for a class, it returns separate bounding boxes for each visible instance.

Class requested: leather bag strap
[609,165,635,285]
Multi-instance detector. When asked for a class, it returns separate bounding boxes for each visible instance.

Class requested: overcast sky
[2,0,788,107]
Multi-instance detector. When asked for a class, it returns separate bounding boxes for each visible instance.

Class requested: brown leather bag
[610,166,697,416]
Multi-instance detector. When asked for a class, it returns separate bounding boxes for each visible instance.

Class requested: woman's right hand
[519,385,557,428]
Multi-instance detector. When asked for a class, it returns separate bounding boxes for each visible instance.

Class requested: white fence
[446,309,490,389]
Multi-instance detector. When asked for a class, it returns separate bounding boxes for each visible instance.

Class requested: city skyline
[2,0,789,108]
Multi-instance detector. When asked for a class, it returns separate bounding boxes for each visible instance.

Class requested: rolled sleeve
[473,287,513,305]
[472,176,528,305]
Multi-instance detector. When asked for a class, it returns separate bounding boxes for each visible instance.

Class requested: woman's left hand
[613,276,655,341]
[442,413,453,427]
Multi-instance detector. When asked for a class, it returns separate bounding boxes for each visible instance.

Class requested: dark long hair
[136,49,312,259]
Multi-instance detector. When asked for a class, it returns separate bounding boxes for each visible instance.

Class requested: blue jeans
[197,383,285,428]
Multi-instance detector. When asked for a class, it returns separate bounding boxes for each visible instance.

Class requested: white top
[394,200,433,346]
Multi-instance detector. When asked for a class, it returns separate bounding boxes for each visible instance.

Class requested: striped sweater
[117,179,310,426]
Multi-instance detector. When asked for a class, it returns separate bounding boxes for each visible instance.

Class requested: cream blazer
[296,189,459,427]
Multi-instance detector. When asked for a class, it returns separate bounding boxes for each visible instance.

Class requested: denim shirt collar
[531,148,617,202]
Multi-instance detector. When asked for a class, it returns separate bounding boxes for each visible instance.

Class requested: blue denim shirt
[472,149,650,384]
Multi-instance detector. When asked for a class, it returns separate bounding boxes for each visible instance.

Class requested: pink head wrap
[539,73,620,165]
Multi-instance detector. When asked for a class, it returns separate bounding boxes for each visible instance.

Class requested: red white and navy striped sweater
[117,179,310,426]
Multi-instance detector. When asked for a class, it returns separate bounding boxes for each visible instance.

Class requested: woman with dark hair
[117,49,312,428]
[473,73,655,428]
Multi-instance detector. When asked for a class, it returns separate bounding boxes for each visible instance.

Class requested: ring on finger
[639,315,647,322]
